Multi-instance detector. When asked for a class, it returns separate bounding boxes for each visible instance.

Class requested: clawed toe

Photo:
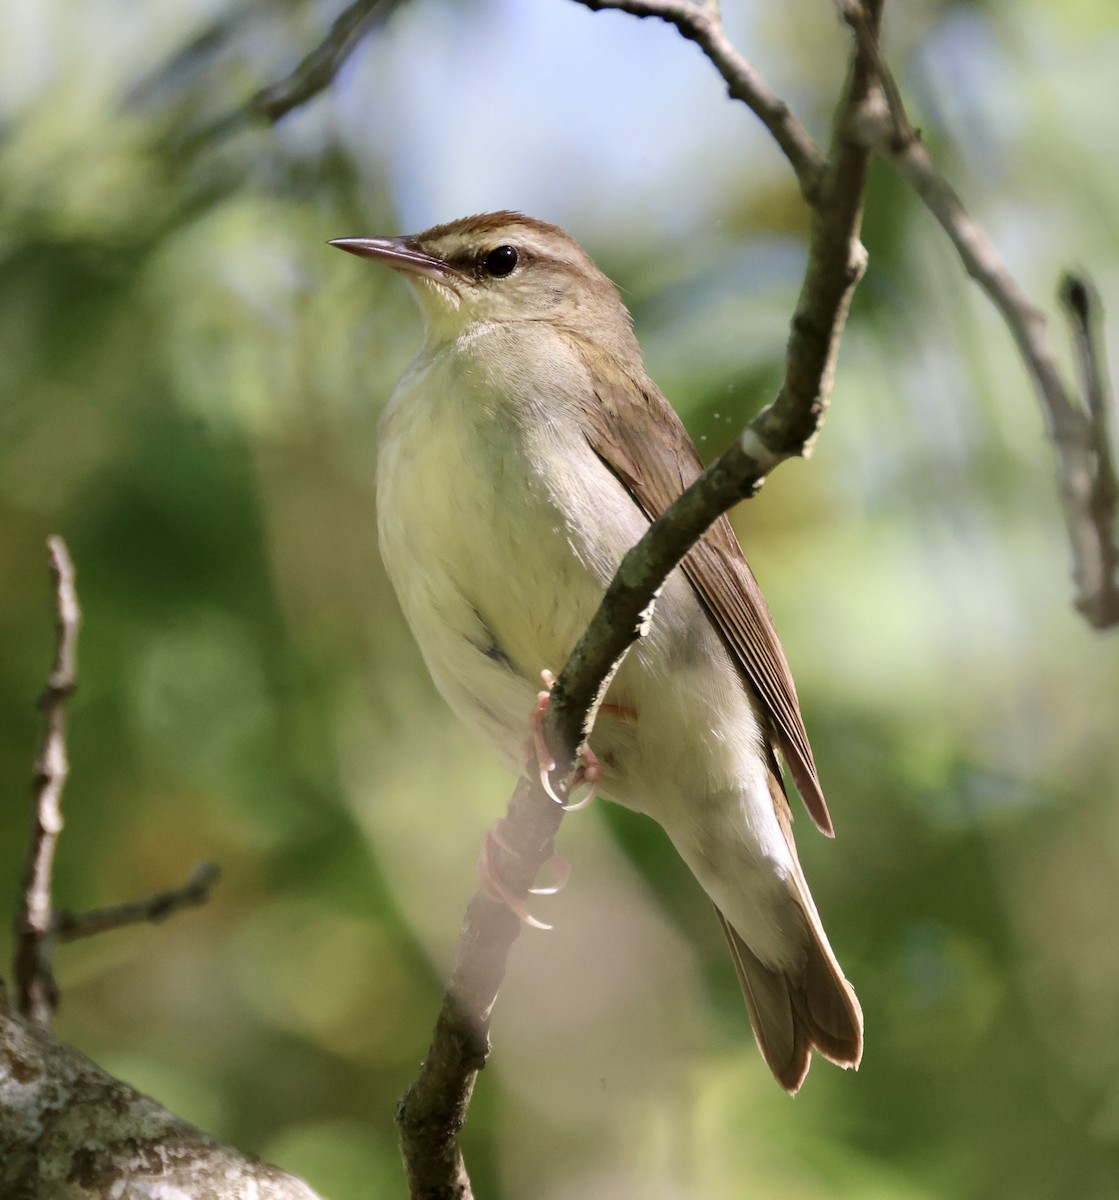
[525,669,601,811]
[529,850,571,896]
[563,743,601,812]
[526,672,562,803]
[478,826,553,931]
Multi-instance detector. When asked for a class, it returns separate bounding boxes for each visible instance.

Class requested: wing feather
[572,345,833,836]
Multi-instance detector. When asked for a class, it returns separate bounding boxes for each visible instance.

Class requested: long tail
[715,906,863,1094]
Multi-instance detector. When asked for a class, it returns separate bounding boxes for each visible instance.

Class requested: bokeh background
[2,1,1118,1196]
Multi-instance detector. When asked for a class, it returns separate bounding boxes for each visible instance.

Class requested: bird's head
[331,211,636,353]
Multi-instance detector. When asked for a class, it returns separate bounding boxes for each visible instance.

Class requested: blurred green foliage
[2,1,1118,1197]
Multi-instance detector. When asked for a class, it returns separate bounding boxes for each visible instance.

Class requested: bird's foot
[477,818,571,930]
[527,672,558,798]
[527,669,601,810]
[562,745,600,811]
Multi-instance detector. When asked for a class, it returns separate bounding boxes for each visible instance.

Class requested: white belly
[376,330,621,767]
[376,323,799,964]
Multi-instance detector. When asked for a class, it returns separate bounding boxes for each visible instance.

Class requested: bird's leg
[527,669,603,810]
[561,743,600,812]
[527,671,559,801]
[480,665,608,928]
[488,817,572,896]
[477,828,551,930]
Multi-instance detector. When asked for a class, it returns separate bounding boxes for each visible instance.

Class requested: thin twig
[1061,274,1119,625]
[248,0,406,124]
[196,0,406,144]
[841,3,1119,626]
[12,537,80,1028]
[555,0,883,745]
[51,864,221,943]
[395,6,883,1195]
[577,0,827,202]
[10,545,226,1032]
[834,0,906,141]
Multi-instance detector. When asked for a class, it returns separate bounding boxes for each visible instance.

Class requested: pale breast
[375,322,794,906]
[376,325,634,768]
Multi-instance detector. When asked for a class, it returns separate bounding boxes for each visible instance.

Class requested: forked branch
[840,0,1119,626]
[9,539,222,1031]
[579,0,827,199]
[1,543,306,1197]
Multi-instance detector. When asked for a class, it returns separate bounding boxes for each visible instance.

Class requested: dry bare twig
[9,539,222,1031]
[247,0,408,125]
[1,541,309,1197]
[51,863,221,943]
[12,537,80,1028]
[195,0,406,144]
[838,0,1119,627]
[1062,274,1119,605]
[579,0,827,199]
[395,3,884,1195]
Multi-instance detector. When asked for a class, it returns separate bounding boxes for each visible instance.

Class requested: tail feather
[715,906,862,1095]
[800,928,864,1063]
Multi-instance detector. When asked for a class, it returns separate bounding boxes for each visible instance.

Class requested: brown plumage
[569,342,861,1089]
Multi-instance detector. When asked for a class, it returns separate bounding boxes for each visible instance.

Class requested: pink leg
[486,818,571,896]
[478,826,552,931]
[526,669,604,811]
[527,672,561,804]
[484,679,635,926]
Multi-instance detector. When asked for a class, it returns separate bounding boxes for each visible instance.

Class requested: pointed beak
[328,236,451,282]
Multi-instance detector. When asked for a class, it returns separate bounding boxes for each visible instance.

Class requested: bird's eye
[482,245,518,277]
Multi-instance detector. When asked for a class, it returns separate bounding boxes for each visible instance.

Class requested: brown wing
[574,347,834,837]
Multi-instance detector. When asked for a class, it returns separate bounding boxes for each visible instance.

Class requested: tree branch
[578,0,827,201]
[395,4,883,1195]
[0,1006,323,1199]
[1061,274,1119,626]
[12,537,80,1028]
[51,863,221,944]
[840,0,1119,627]
[191,0,407,146]
[247,0,407,125]
[10,540,226,1036]
[1,548,297,1197]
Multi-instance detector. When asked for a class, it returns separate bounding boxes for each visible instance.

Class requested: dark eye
[482,245,518,277]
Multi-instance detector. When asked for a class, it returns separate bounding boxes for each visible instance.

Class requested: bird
[331,211,862,1093]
